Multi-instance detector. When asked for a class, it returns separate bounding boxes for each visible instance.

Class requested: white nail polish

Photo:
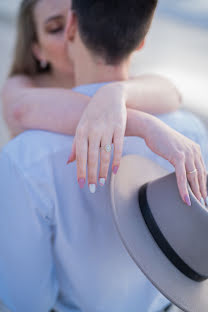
[206,196,208,206]
[99,178,105,186]
[200,197,205,206]
[89,184,96,193]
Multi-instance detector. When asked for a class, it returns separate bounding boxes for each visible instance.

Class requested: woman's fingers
[71,126,123,193]
[185,144,207,207]
[194,152,208,204]
[76,128,88,189]
[98,134,113,187]
[67,138,76,164]
[111,127,125,175]
[198,153,208,202]
[174,155,191,206]
[174,144,208,207]
[186,157,202,203]
[87,132,102,193]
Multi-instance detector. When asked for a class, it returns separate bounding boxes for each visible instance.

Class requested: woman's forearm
[2,74,181,138]
[2,86,90,137]
[18,88,90,134]
[125,108,151,138]
[6,88,158,139]
[19,75,181,136]
[123,74,182,114]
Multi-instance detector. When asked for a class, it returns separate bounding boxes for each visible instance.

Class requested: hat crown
[111,154,208,311]
[147,173,208,278]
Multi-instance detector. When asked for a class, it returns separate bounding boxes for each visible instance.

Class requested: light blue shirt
[0,82,208,312]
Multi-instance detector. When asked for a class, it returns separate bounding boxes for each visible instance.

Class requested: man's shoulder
[1,129,74,172]
[158,109,208,135]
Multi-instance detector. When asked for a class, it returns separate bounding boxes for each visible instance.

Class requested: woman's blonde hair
[9,0,50,77]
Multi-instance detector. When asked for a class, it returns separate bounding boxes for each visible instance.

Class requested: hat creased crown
[140,173,208,281]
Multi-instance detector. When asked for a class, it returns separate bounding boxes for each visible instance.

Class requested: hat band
[138,183,207,282]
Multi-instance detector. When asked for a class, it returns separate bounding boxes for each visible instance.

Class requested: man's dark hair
[72,0,158,65]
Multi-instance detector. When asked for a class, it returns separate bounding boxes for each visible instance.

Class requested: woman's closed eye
[45,20,65,34]
[48,26,64,34]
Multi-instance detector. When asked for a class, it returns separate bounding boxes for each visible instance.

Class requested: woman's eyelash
[49,27,64,34]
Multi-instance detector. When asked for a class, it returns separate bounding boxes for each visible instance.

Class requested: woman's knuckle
[101,152,110,162]
[100,159,109,169]
[89,126,101,138]
[88,148,96,157]
[197,170,203,179]
[185,147,194,157]
[176,151,185,162]
[76,126,86,139]
[88,154,97,164]
[114,151,122,162]
[115,124,124,133]
[193,144,201,155]
[76,154,83,163]
[114,132,122,142]
[101,164,109,173]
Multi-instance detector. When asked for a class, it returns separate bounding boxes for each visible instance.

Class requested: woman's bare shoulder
[1,73,55,98]
[2,75,37,92]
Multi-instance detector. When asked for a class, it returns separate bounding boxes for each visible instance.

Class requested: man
[0,0,207,311]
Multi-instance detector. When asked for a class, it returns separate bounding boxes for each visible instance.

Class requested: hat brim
[110,154,208,312]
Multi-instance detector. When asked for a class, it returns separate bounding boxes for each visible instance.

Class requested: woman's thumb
[66,139,76,164]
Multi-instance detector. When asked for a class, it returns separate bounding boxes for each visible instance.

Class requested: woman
[1,0,207,206]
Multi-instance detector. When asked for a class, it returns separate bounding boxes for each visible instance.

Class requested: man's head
[67,0,158,65]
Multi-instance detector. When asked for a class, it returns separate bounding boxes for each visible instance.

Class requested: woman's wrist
[126,108,153,138]
[99,81,128,104]
[110,75,182,114]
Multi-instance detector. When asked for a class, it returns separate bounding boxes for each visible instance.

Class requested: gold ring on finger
[187,168,197,175]
[100,144,112,153]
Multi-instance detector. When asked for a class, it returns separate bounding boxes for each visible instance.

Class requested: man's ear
[135,39,145,52]
[65,10,77,42]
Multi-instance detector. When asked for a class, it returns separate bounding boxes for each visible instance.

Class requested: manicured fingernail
[99,178,105,186]
[200,197,205,206]
[89,184,96,193]
[184,194,191,206]
[78,178,85,189]
[206,196,208,206]
[113,166,119,174]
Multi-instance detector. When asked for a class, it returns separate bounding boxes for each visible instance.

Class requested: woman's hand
[143,114,208,207]
[67,83,127,193]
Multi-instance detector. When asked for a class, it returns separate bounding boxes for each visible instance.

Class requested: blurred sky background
[0,0,207,150]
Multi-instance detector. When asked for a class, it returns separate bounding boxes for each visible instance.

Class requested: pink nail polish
[113,166,119,175]
[78,178,85,188]
[184,194,191,206]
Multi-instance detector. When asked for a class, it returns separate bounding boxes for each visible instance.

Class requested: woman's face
[33,0,73,75]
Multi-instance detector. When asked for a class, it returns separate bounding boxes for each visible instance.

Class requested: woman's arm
[1,75,89,137]
[1,74,181,137]
[3,74,206,208]
[123,74,182,114]
[125,107,207,207]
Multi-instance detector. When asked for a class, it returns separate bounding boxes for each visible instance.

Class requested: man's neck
[73,46,130,86]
